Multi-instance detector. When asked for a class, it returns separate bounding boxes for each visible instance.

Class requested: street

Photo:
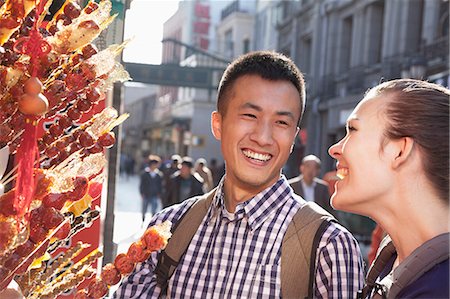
[113,174,152,254]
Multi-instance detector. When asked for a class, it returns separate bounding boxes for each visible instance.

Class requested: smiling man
[114,51,364,299]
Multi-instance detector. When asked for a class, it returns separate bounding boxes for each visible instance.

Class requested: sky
[122,0,180,65]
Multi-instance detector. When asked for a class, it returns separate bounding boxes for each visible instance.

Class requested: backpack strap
[357,236,396,299]
[387,232,450,298]
[155,188,216,297]
[358,233,450,299]
[281,201,335,299]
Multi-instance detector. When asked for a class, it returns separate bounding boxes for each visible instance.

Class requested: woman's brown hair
[372,79,449,203]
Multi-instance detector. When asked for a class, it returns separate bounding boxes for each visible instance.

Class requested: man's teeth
[243,150,271,161]
[336,168,348,180]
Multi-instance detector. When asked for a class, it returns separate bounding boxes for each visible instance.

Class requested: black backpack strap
[281,201,335,299]
[357,236,396,299]
[155,188,216,297]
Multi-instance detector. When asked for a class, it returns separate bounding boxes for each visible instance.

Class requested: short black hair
[181,156,194,168]
[217,51,306,125]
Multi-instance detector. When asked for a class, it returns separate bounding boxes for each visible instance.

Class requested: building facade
[275,0,449,172]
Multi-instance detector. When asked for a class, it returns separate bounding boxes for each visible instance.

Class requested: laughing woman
[328,79,449,299]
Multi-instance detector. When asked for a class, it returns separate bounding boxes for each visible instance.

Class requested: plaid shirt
[114,176,364,298]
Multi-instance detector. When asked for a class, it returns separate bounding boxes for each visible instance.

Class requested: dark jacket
[288,175,336,217]
[139,168,163,198]
[163,171,204,208]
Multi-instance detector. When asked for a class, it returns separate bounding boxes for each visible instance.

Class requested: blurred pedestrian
[163,156,204,208]
[209,158,224,187]
[139,155,163,222]
[162,154,181,198]
[194,158,213,192]
[288,154,335,216]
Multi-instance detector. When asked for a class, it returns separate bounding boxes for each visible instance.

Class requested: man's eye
[277,120,289,126]
[242,113,256,118]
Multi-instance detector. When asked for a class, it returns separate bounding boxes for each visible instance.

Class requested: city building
[275,0,449,172]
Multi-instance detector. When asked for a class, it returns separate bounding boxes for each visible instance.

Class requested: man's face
[300,161,319,182]
[211,74,301,194]
[180,164,191,178]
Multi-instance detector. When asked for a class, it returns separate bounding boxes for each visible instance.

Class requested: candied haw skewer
[74,289,89,299]
[64,1,82,20]
[127,241,150,263]
[114,253,135,275]
[87,278,109,298]
[87,143,103,154]
[100,263,121,286]
[78,131,95,148]
[84,1,99,14]
[81,44,98,59]
[97,132,115,148]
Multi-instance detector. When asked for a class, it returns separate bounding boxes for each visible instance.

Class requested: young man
[114,51,364,298]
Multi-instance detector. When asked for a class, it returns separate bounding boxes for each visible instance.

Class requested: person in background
[209,158,224,187]
[194,158,214,192]
[163,156,204,208]
[329,79,449,298]
[162,154,181,199]
[139,155,163,222]
[115,51,363,298]
[288,154,335,216]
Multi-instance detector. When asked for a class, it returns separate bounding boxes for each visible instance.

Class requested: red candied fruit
[84,2,99,14]
[49,123,63,137]
[15,240,35,257]
[67,106,82,121]
[127,241,150,263]
[101,263,121,286]
[88,143,103,154]
[97,132,115,148]
[29,224,48,244]
[78,131,94,148]
[142,228,167,251]
[75,98,92,112]
[64,2,81,19]
[42,193,67,210]
[42,207,65,230]
[87,278,109,298]
[45,145,60,158]
[54,221,71,240]
[0,218,17,253]
[114,253,135,275]
[81,44,98,59]
[58,114,73,129]
[65,176,89,201]
[74,289,89,299]
[86,87,102,103]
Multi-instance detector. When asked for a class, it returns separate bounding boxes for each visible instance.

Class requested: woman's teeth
[336,168,348,180]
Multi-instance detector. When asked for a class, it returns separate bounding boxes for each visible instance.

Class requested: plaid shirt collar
[206,175,293,231]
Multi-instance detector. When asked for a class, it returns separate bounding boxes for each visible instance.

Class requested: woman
[328,79,449,298]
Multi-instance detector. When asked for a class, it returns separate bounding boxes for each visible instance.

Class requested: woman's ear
[211,111,222,140]
[392,137,415,169]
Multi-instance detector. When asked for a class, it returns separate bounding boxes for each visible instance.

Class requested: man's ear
[211,111,222,140]
[290,127,300,153]
[392,137,415,169]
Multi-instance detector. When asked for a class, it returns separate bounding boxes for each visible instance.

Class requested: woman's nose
[328,141,342,159]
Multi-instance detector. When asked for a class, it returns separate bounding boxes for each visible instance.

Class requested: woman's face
[328,94,397,215]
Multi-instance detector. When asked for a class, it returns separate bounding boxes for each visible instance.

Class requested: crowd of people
[136,154,225,222]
